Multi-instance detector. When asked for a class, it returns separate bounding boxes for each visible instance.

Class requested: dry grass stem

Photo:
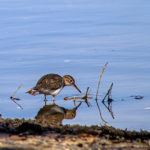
[11,83,22,98]
[96,62,108,100]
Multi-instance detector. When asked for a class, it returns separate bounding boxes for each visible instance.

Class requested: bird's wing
[34,74,63,91]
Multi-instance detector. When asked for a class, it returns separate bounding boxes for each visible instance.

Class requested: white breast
[39,87,63,96]
[50,87,63,96]
[39,79,64,96]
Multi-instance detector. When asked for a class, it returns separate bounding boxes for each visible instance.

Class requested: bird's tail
[26,88,38,96]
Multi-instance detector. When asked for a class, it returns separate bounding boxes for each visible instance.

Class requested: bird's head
[63,75,81,93]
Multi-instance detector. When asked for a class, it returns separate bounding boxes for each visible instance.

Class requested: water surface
[0,0,150,131]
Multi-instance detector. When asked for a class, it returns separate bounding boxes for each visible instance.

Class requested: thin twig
[11,83,22,98]
[10,84,23,110]
[64,87,92,101]
[64,87,92,107]
[64,97,83,100]
[96,62,108,100]
[102,82,113,102]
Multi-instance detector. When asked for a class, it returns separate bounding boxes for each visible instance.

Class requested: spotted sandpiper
[27,74,81,104]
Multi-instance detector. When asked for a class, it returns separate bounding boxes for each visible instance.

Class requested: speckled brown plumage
[33,74,63,93]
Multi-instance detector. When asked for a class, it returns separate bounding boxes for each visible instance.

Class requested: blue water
[0,0,150,131]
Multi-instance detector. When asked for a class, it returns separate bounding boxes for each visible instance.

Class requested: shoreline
[0,118,150,149]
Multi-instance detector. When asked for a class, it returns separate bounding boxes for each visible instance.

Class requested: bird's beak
[73,84,81,93]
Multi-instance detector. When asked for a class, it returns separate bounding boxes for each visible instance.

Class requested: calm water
[0,0,150,131]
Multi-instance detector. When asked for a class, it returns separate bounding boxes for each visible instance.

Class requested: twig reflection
[102,98,114,119]
[95,99,107,125]
[102,82,114,119]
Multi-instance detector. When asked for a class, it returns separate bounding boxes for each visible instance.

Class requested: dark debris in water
[131,95,144,100]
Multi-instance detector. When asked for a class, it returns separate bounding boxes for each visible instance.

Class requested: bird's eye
[70,79,73,83]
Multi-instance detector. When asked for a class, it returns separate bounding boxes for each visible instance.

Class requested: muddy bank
[0,118,149,149]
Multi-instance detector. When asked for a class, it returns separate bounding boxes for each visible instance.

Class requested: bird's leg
[52,96,55,104]
[44,95,47,105]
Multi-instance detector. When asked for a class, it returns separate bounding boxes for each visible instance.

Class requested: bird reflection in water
[35,102,82,127]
